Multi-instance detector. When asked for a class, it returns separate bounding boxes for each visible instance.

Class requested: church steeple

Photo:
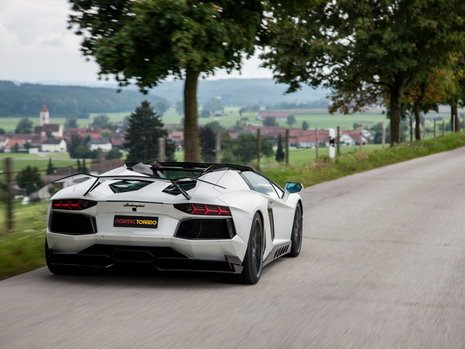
[40,104,49,126]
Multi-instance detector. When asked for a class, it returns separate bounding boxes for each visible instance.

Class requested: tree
[69,1,264,162]
[302,121,309,131]
[275,134,285,162]
[0,128,6,135]
[222,133,273,164]
[65,115,79,129]
[16,166,43,196]
[199,126,216,162]
[204,121,222,132]
[15,117,33,134]
[46,158,54,175]
[155,101,169,117]
[125,101,171,163]
[203,97,224,115]
[263,116,278,127]
[263,0,465,145]
[68,134,99,159]
[286,115,296,126]
[105,148,123,160]
[91,114,114,130]
[175,101,184,116]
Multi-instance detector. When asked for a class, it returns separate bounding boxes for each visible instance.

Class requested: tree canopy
[263,0,465,145]
[69,0,264,161]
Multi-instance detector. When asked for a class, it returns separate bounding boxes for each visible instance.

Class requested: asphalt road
[2,148,465,348]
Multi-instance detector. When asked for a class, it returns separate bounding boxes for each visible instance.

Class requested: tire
[45,240,90,275]
[238,213,265,285]
[288,203,303,257]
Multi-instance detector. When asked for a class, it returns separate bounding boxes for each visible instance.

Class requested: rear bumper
[46,231,247,273]
[47,244,243,274]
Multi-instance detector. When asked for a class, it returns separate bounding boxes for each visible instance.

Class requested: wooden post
[433,119,436,138]
[315,128,319,159]
[158,137,166,162]
[409,115,413,143]
[442,120,445,136]
[381,122,386,149]
[285,128,289,166]
[359,126,363,151]
[215,131,222,163]
[256,129,261,170]
[5,157,13,233]
[336,126,341,156]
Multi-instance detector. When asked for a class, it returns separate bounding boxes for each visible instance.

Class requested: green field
[0,153,75,172]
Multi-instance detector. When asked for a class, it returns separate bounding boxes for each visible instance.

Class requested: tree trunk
[414,102,421,141]
[451,102,459,132]
[389,85,402,146]
[183,69,200,162]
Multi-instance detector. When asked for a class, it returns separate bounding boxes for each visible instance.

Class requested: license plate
[113,215,158,229]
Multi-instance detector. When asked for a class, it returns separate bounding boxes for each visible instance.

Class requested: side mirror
[284,182,303,194]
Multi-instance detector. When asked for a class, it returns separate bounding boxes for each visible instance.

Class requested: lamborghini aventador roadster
[45,162,303,284]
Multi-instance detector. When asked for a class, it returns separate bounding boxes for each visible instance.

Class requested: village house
[89,138,112,152]
[34,105,63,138]
[41,138,67,152]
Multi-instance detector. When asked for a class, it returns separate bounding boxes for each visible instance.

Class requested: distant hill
[0,81,167,118]
[151,78,329,105]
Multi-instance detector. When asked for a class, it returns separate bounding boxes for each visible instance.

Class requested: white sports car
[46,162,303,284]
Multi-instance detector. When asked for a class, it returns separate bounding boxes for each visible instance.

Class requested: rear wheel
[288,203,303,257]
[238,213,264,284]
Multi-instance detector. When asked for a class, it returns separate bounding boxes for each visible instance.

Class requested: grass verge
[264,133,465,186]
[0,202,47,280]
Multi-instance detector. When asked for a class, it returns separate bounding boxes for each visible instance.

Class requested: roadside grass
[263,133,465,187]
[0,202,47,280]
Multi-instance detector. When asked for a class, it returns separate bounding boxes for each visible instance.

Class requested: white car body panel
[46,163,303,275]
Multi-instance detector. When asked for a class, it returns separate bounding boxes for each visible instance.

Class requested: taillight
[52,199,97,210]
[174,203,231,216]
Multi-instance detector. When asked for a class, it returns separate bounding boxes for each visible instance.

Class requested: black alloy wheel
[239,213,264,284]
[288,203,303,257]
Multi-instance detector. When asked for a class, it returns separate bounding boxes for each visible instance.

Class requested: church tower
[39,104,49,126]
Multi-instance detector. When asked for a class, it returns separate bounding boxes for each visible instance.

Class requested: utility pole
[215,131,222,163]
[336,126,341,156]
[285,128,289,166]
[158,137,166,162]
[381,122,386,149]
[442,120,445,136]
[433,119,436,138]
[315,128,319,159]
[359,126,363,151]
[5,157,13,233]
[256,129,261,171]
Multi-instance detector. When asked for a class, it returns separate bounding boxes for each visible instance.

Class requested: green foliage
[302,121,309,130]
[275,134,285,162]
[286,115,296,126]
[16,166,43,195]
[105,148,123,160]
[64,115,79,129]
[203,97,224,115]
[263,0,465,144]
[125,101,172,163]
[263,116,278,127]
[222,133,273,165]
[154,101,169,117]
[68,0,265,161]
[15,117,33,134]
[91,114,114,130]
[68,135,100,159]
[46,158,54,175]
[199,126,216,162]
[204,121,222,132]
[0,128,5,135]
[0,81,167,118]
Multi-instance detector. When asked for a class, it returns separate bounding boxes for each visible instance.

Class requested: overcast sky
[0,0,273,85]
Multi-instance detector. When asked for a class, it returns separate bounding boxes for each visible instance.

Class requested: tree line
[0,81,168,118]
